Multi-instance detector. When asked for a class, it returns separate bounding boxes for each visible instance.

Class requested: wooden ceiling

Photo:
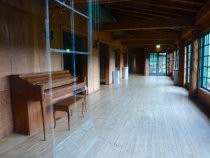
[75,0,209,51]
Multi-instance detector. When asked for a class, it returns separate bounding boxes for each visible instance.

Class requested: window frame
[200,32,210,92]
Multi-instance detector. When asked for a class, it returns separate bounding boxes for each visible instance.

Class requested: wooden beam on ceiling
[131,0,200,13]
[127,44,174,49]
[122,40,175,46]
[195,0,210,24]
[109,4,195,18]
[99,18,194,31]
[74,0,130,4]
[169,0,205,6]
[113,33,180,41]
[111,10,153,20]
[140,46,174,52]
[108,6,171,19]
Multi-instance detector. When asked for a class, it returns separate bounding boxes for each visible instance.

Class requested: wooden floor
[1,75,210,158]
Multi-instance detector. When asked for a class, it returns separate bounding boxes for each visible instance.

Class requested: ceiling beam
[122,40,175,46]
[131,0,199,13]
[109,4,195,18]
[111,10,154,20]
[108,6,171,19]
[74,0,130,4]
[169,0,205,6]
[99,18,194,31]
[127,44,174,49]
[113,33,180,41]
[196,0,210,24]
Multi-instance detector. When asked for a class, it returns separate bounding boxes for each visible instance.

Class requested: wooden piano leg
[40,102,46,141]
[53,110,56,129]
[82,102,84,117]
[84,88,87,112]
[67,108,70,131]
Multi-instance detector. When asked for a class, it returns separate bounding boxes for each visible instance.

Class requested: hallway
[1,75,210,158]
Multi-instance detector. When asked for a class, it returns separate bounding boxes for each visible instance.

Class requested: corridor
[1,75,210,158]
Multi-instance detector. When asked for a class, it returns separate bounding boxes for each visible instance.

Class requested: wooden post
[189,30,200,98]
[177,40,185,86]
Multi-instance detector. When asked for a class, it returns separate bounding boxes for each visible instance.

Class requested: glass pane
[208,68,210,78]
[204,46,208,56]
[187,68,190,83]
[204,57,208,66]
[188,59,190,67]
[208,45,210,56]
[208,79,210,90]
[188,44,191,53]
[203,67,208,77]
[208,56,210,66]
[205,35,208,45]
[203,78,207,88]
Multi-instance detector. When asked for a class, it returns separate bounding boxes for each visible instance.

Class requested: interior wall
[0,1,62,139]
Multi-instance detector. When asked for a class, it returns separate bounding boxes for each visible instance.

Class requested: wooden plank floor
[1,75,210,158]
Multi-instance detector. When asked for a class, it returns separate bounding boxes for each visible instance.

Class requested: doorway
[114,48,120,70]
[149,52,167,76]
[99,43,109,84]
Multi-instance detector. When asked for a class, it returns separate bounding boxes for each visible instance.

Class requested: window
[45,0,92,54]
[149,52,167,75]
[186,43,192,84]
[149,53,158,75]
[175,49,179,70]
[200,32,210,91]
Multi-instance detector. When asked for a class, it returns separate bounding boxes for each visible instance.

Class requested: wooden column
[189,30,200,98]
[177,40,185,86]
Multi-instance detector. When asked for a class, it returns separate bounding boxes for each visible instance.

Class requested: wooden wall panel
[88,49,100,94]
[9,11,35,74]
[0,2,62,139]
[0,13,11,92]
[109,50,115,84]
[0,91,13,139]
[198,89,210,107]
[3,0,43,16]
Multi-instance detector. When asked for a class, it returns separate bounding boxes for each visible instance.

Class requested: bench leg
[83,89,87,112]
[82,102,84,117]
[53,110,56,129]
[67,110,70,131]
[84,90,87,112]
[84,100,87,112]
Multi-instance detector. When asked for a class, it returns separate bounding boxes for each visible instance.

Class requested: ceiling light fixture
[156,44,161,49]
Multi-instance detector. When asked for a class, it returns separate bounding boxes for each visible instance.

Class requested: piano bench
[53,95,85,130]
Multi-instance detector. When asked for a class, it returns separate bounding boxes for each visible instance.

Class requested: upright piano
[10,70,86,140]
